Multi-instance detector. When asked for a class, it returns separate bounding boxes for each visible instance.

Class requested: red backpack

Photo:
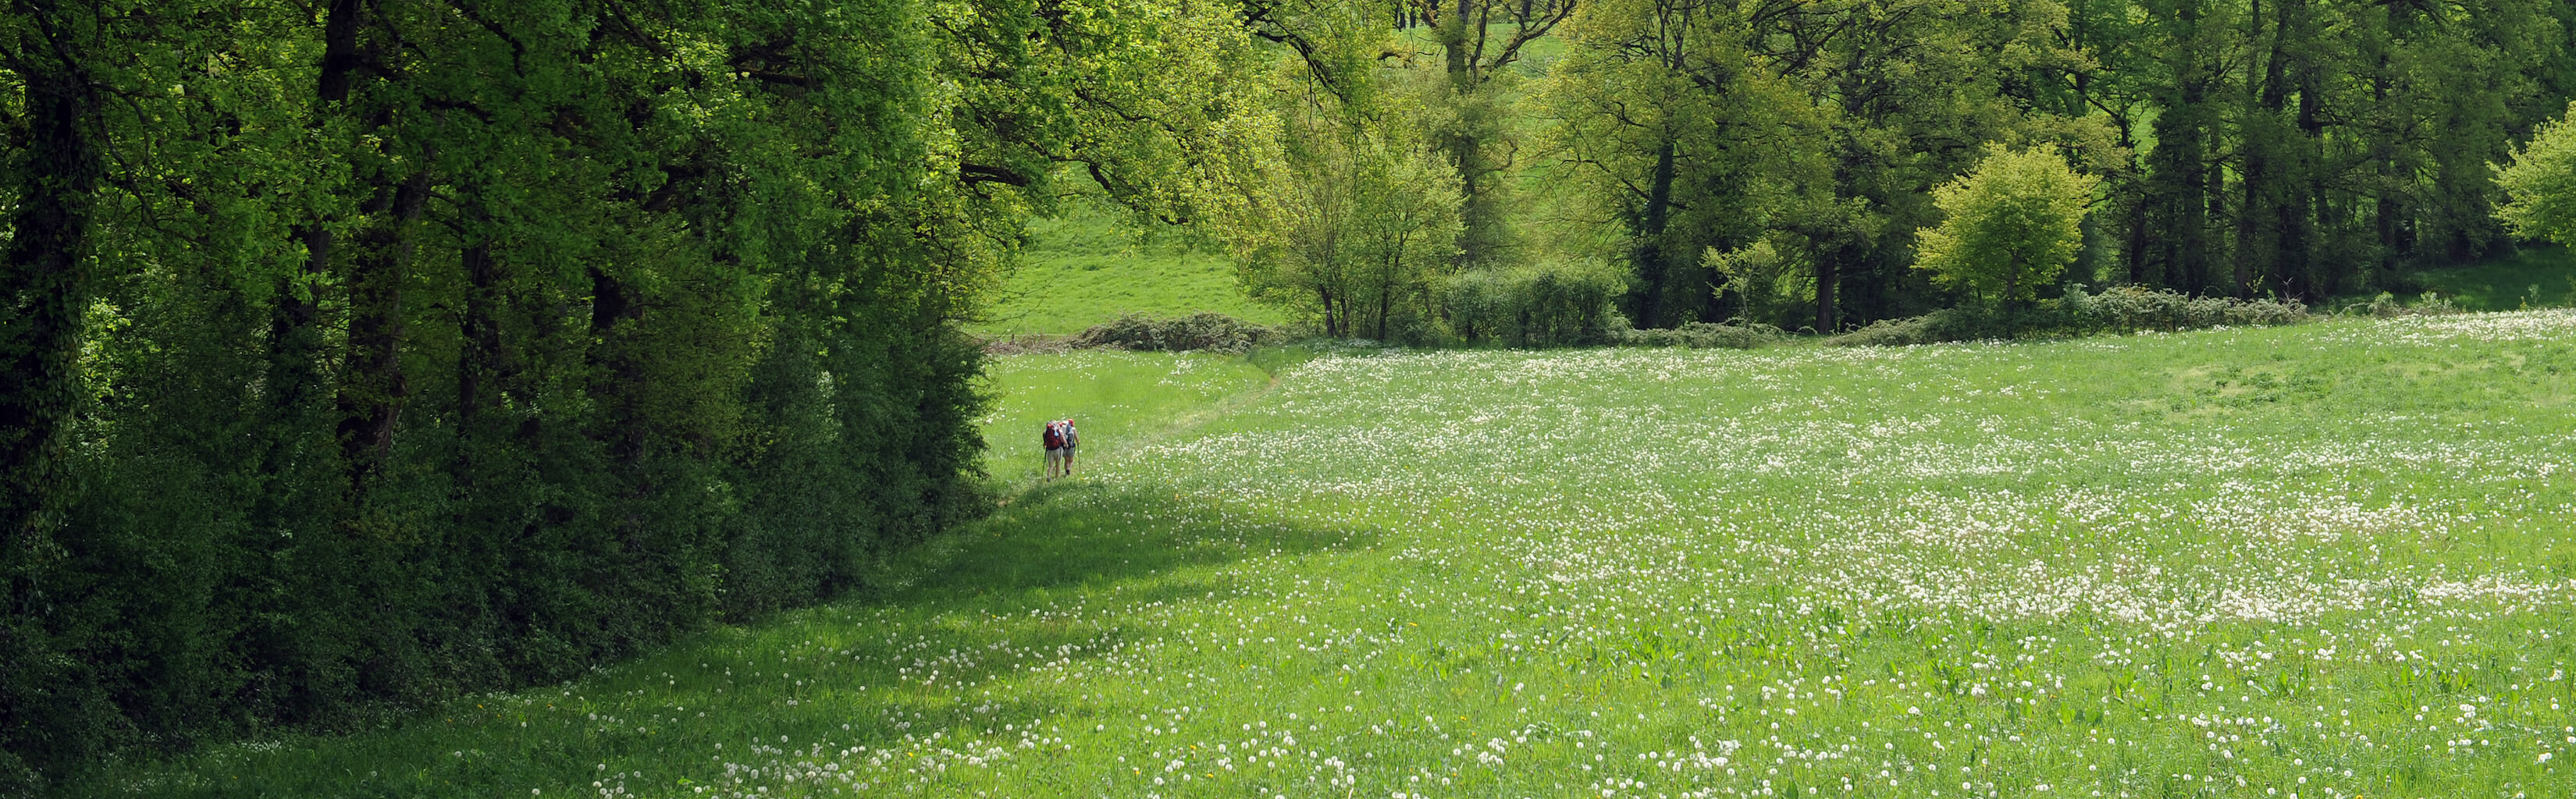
[1041,421,1064,449]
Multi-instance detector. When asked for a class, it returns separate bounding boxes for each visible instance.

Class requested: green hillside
[973,200,1287,337]
[74,311,2576,797]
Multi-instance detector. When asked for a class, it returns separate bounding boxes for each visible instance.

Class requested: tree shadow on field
[895,477,1379,607]
[69,478,1379,798]
[664,477,1383,776]
[728,477,1377,748]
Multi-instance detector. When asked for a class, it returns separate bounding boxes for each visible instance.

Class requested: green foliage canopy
[1914,146,2101,303]
[1222,16,1464,341]
[2496,102,2576,247]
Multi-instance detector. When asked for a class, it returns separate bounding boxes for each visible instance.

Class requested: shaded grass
[2411,244,2576,311]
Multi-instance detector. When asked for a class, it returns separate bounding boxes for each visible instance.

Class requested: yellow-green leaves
[2496,101,2576,247]
[1914,145,2099,304]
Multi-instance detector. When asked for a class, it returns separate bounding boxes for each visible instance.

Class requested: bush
[1070,313,1286,353]
[2059,284,2310,332]
[2496,100,2576,246]
[1440,261,1624,347]
[2337,290,2465,318]
[1614,320,1788,349]
[1829,313,1944,346]
[1827,286,2310,346]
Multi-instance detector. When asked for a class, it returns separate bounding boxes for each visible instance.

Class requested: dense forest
[1219,0,2576,339]
[4,0,2574,787]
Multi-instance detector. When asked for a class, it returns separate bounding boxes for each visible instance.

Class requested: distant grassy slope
[2411,244,2576,311]
[973,199,1286,336]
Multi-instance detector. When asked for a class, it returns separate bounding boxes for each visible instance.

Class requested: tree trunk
[1,3,103,552]
[1633,139,1678,328]
[335,169,429,485]
[1814,248,1838,333]
[1375,258,1393,340]
[1,8,105,776]
[2369,18,2411,277]
[457,240,505,435]
[268,0,360,463]
[1318,284,1339,338]
[2284,0,2322,299]
[2152,0,2212,295]
[2126,192,2153,286]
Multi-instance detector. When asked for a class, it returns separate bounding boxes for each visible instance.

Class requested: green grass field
[70,312,2576,798]
[973,200,1286,337]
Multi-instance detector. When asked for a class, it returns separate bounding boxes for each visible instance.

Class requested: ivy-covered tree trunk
[336,170,429,484]
[1814,247,1839,333]
[1631,139,1678,328]
[0,2,100,554]
[0,2,106,783]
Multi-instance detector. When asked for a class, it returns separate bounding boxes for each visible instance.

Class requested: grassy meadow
[69,311,2576,798]
[971,201,1286,337]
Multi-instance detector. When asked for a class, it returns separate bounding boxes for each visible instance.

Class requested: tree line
[1215,0,2576,339]
[0,0,1239,785]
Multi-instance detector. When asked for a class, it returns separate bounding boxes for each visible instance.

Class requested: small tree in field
[2496,102,2576,245]
[1913,145,2099,304]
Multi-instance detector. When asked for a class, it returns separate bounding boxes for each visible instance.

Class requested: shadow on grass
[894,478,1375,603]
[2406,244,2576,311]
[71,477,1377,798]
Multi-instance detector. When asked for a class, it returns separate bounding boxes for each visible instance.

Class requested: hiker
[1058,418,1079,476]
[1042,420,1067,479]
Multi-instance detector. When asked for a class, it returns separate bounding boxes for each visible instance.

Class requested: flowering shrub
[2058,284,2310,332]
[1070,313,1286,353]
[1832,286,2310,346]
[1613,320,1788,349]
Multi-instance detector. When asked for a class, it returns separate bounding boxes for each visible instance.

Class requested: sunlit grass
[69,311,2576,798]
[970,200,1284,336]
[975,350,1274,483]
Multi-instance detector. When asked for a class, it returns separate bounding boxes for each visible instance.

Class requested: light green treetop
[2496,102,2576,246]
[1913,144,2099,304]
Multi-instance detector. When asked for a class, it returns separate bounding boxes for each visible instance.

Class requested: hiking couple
[1041,418,1080,478]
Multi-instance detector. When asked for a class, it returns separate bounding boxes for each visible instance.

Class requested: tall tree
[1227,10,1464,339]
[1417,0,1578,269]
[0,0,110,782]
[1546,0,2083,330]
